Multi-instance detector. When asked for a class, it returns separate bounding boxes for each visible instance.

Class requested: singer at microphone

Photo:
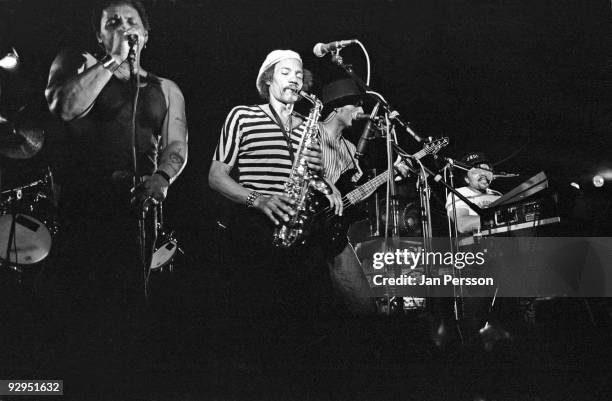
[44,0,189,307]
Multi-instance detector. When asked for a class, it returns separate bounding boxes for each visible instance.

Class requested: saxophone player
[209,50,337,364]
[209,50,339,224]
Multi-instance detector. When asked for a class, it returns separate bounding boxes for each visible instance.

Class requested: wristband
[100,55,120,73]
[154,170,171,183]
[245,191,263,208]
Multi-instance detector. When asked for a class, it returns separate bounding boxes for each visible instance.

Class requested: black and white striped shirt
[213,104,307,195]
[319,123,362,185]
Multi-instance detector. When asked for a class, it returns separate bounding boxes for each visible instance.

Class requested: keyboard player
[444,151,521,346]
[445,152,502,234]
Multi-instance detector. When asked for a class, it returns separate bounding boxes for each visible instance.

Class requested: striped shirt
[319,123,362,185]
[213,104,307,195]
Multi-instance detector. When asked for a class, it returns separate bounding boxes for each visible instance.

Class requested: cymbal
[0,124,44,159]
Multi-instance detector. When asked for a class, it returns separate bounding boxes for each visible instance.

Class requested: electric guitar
[311,137,449,256]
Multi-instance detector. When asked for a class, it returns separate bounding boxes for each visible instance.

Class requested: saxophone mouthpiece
[299,90,317,105]
[299,90,314,100]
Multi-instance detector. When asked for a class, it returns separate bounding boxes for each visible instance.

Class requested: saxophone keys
[309,177,333,195]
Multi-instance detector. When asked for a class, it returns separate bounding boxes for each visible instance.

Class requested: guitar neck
[342,145,438,205]
[345,171,389,205]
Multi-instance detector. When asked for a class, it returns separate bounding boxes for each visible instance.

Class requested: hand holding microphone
[126,33,139,47]
[109,30,141,63]
[125,32,140,64]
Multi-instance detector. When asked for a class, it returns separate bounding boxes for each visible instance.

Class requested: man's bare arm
[209,160,295,225]
[157,78,188,183]
[209,161,250,205]
[45,50,118,121]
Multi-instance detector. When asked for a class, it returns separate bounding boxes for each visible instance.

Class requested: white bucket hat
[256,49,302,94]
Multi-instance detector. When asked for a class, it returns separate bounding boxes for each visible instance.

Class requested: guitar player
[318,79,413,315]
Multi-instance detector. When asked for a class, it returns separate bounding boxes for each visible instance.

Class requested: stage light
[598,169,612,180]
[0,48,19,70]
[592,175,604,188]
[570,182,580,190]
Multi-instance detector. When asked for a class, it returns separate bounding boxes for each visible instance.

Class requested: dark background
[1,0,611,242]
[2,0,612,399]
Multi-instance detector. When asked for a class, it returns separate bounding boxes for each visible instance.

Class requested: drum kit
[0,46,56,273]
[0,118,179,275]
[0,115,57,273]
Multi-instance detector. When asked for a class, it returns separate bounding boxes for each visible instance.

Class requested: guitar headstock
[423,137,449,155]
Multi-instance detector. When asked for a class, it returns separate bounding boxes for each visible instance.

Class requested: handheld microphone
[355,101,381,159]
[126,34,139,65]
[126,33,139,46]
[313,39,358,57]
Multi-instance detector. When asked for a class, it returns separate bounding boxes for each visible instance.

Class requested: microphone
[125,34,139,65]
[492,172,520,179]
[437,156,520,178]
[388,110,423,142]
[436,157,472,171]
[355,101,381,159]
[351,112,379,121]
[313,39,358,57]
[126,33,139,47]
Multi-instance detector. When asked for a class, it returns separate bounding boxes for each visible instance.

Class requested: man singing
[44,0,188,365]
[46,0,188,217]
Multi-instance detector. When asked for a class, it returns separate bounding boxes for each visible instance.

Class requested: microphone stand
[439,159,507,341]
[127,42,151,295]
[391,142,435,302]
[380,118,402,313]
[392,143,494,324]
[444,163,464,321]
[331,48,425,313]
[4,191,22,277]
[330,52,423,143]
[333,43,496,326]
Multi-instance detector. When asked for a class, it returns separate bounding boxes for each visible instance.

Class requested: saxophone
[272,90,332,248]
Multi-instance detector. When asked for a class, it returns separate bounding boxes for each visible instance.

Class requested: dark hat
[461,152,489,168]
[321,79,364,107]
